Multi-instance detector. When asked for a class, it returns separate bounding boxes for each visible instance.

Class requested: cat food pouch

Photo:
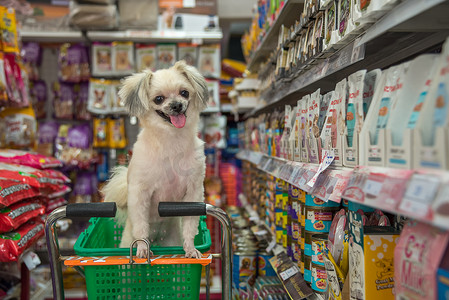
[395,221,449,300]
[299,95,309,161]
[347,70,367,148]
[324,2,336,48]
[112,41,134,75]
[136,44,157,72]
[92,42,112,76]
[288,106,299,160]
[362,69,381,118]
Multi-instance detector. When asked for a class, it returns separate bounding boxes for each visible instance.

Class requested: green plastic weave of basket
[73,216,211,300]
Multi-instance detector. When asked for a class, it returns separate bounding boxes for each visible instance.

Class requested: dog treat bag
[75,82,91,121]
[395,221,449,300]
[178,44,197,67]
[108,117,127,148]
[110,80,125,113]
[0,149,62,169]
[37,121,59,157]
[346,70,367,147]
[0,53,8,107]
[0,179,40,208]
[88,78,110,114]
[58,43,83,82]
[21,42,41,81]
[112,41,134,75]
[198,44,220,78]
[0,201,45,233]
[53,81,74,119]
[0,106,36,149]
[136,44,157,72]
[0,218,44,262]
[29,80,47,119]
[92,42,112,76]
[157,44,176,69]
[0,7,19,54]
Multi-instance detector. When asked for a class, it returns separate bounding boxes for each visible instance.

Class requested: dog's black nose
[170,102,183,113]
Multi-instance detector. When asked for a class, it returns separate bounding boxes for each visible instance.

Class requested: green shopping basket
[73,216,211,299]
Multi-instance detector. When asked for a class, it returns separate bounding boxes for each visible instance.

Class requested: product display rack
[244,0,449,118]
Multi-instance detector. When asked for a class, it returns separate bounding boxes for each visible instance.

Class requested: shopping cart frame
[45,202,232,300]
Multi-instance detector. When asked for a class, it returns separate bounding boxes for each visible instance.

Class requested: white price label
[266,240,277,253]
[399,174,440,218]
[279,266,299,281]
[363,179,383,197]
[307,150,335,187]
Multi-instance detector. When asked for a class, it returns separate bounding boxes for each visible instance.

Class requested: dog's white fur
[101,61,208,258]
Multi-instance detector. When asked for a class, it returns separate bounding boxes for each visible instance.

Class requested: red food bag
[0,201,45,233]
[0,179,41,208]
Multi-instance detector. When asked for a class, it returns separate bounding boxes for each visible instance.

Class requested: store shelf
[246,0,305,72]
[237,150,449,231]
[245,0,449,118]
[20,29,223,43]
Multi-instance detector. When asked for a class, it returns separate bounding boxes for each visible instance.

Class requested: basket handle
[66,202,117,218]
[158,202,206,217]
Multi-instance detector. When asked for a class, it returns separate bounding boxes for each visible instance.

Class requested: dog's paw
[136,241,153,259]
[184,247,202,259]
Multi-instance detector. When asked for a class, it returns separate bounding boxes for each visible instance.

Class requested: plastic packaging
[136,44,157,72]
[0,201,45,232]
[0,179,40,208]
[0,106,36,149]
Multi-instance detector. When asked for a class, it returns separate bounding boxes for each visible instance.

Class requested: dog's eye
[154,96,165,105]
[180,90,189,98]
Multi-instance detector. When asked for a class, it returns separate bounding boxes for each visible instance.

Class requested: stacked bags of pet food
[0,150,71,262]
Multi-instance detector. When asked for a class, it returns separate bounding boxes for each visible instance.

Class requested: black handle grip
[158,202,206,217]
[66,202,117,218]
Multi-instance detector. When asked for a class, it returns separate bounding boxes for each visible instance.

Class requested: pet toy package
[0,7,19,54]
[386,54,439,169]
[198,44,221,78]
[53,81,74,119]
[414,37,449,170]
[135,44,157,72]
[156,44,176,69]
[21,42,41,81]
[395,221,449,300]
[0,106,36,149]
[29,80,47,119]
[112,41,134,75]
[349,211,399,300]
[92,42,113,76]
[178,44,197,67]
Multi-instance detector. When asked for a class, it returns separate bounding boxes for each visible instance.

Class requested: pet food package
[321,79,347,166]
[0,218,44,262]
[92,43,112,76]
[108,117,127,148]
[319,92,332,131]
[58,43,89,83]
[336,0,358,43]
[118,0,158,30]
[37,121,59,157]
[0,106,36,149]
[324,2,338,50]
[414,37,449,170]
[136,44,157,72]
[112,41,134,75]
[205,80,220,112]
[343,70,367,167]
[0,201,45,233]
[203,115,227,149]
[299,95,310,162]
[0,7,19,54]
[386,54,439,169]
[29,80,47,119]
[156,44,177,69]
[0,149,62,169]
[53,82,74,119]
[437,246,449,300]
[87,78,111,114]
[280,105,292,159]
[93,117,108,148]
[349,210,400,300]
[293,102,302,162]
[0,179,40,208]
[353,0,397,25]
[69,2,118,30]
[288,106,299,161]
[395,221,449,300]
[4,54,29,108]
[360,63,407,167]
[362,69,382,119]
[308,89,321,163]
[198,44,221,78]
[110,80,125,113]
[21,42,41,81]
[178,44,197,67]
[71,172,98,203]
[0,54,8,107]
[75,82,91,120]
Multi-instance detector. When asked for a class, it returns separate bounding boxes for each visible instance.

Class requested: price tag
[289,166,301,183]
[307,150,335,187]
[22,251,41,270]
[263,159,273,171]
[279,266,299,280]
[363,179,383,197]
[399,174,441,218]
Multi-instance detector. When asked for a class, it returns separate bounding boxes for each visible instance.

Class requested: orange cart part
[64,253,213,267]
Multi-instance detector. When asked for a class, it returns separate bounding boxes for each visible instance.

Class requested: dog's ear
[173,60,209,110]
[119,70,152,117]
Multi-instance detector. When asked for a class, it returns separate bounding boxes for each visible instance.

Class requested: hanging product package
[135,44,157,72]
[93,117,109,148]
[75,82,91,120]
[0,106,36,149]
[92,43,113,76]
[0,179,40,208]
[21,42,41,81]
[29,80,47,119]
[36,121,59,157]
[0,149,62,169]
[53,81,74,119]
[107,117,127,148]
[112,41,134,75]
[0,201,45,233]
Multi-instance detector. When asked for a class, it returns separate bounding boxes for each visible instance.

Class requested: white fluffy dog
[101,61,208,258]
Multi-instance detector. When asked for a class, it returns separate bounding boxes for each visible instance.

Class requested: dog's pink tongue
[170,114,186,128]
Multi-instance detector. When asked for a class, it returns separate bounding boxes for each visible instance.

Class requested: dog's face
[119,60,208,130]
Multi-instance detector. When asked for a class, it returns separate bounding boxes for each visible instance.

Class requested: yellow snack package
[0,6,19,54]
[108,117,127,148]
[93,117,109,148]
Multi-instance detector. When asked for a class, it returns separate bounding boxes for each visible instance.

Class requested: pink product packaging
[394,221,449,300]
